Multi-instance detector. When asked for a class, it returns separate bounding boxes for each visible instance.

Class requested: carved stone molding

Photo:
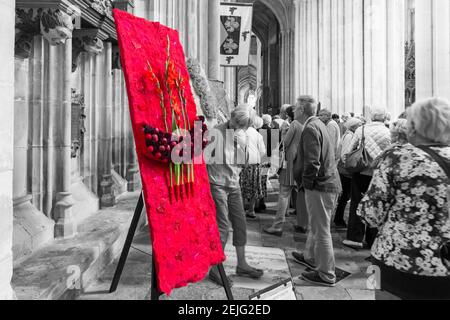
[15,1,81,59]
[71,89,86,158]
[405,40,416,107]
[72,29,105,72]
[15,8,43,59]
[90,0,113,18]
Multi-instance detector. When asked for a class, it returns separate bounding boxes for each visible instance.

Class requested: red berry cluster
[143,126,176,163]
[142,116,209,163]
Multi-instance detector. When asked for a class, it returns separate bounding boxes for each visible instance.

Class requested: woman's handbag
[417,145,450,269]
[344,126,370,173]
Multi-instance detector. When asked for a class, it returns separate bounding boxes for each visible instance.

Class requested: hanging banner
[220,2,253,67]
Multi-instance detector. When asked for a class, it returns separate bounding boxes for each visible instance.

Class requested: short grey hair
[253,116,264,130]
[370,107,388,122]
[297,95,317,117]
[408,97,450,144]
[262,114,272,126]
[231,104,255,129]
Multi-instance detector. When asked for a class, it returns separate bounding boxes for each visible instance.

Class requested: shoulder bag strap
[417,145,450,180]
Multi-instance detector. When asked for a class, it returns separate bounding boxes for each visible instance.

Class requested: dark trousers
[334,174,352,224]
[374,259,450,300]
[347,173,378,246]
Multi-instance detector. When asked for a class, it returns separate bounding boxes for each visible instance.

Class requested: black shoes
[236,266,264,279]
[292,252,316,270]
[301,271,336,287]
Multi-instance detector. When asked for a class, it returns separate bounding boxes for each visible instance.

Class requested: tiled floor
[78,179,376,300]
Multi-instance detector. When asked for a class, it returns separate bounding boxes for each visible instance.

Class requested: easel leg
[151,258,161,300]
[109,192,144,293]
[217,264,234,301]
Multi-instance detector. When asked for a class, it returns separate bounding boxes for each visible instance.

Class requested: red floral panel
[113,9,225,296]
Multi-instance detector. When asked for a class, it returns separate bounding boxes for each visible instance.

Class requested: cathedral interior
[0,0,449,300]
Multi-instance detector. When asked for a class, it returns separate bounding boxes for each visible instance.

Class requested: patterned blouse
[358,144,450,277]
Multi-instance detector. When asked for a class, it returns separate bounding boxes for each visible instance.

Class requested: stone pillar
[187,0,198,59]
[294,0,301,98]
[198,0,209,70]
[364,0,405,118]
[13,55,54,259]
[29,36,46,212]
[352,0,364,115]
[416,0,450,101]
[0,0,15,300]
[125,75,140,192]
[208,0,220,80]
[99,42,115,207]
[54,39,76,238]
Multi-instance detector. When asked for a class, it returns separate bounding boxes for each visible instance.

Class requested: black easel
[109,192,234,300]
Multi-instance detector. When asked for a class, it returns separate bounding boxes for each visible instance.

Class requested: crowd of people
[205,96,450,300]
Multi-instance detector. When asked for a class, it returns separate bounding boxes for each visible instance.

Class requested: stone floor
[78,179,376,301]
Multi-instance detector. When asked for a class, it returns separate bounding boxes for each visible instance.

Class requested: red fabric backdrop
[113,9,225,296]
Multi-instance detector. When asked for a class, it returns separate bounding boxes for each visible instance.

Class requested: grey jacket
[294,117,342,194]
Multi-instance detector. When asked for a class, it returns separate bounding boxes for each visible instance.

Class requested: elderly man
[342,107,392,250]
[318,109,341,163]
[292,96,342,287]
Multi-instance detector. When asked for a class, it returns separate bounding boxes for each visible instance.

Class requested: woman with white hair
[343,107,392,250]
[358,97,450,299]
[240,116,267,219]
[206,105,264,285]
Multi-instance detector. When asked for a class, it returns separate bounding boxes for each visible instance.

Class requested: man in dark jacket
[292,95,342,287]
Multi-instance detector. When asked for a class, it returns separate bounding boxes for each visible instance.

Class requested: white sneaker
[343,240,364,250]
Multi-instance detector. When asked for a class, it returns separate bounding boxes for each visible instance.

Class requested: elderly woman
[334,118,363,228]
[240,116,267,219]
[206,105,264,285]
[264,105,304,236]
[343,108,392,250]
[358,97,450,300]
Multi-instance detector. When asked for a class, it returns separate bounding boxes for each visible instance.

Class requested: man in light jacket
[292,96,342,287]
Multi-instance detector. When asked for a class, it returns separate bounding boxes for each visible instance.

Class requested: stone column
[29,36,46,211]
[208,0,220,80]
[0,0,15,300]
[352,0,364,115]
[99,42,115,207]
[125,75,140,192]
[294,0,300,98]
[13,54,54,259]
[198,0,209,70]
[364,0,405,118]
[54,39,76,238]
[416,0,450,101]
[187,0,198,59]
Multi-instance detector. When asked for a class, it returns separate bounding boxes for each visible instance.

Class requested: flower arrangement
[142,37,209,202]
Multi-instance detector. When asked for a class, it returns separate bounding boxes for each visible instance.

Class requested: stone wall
[294,0,406,119]
[416,0,450,102]
[0,0,16,300]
